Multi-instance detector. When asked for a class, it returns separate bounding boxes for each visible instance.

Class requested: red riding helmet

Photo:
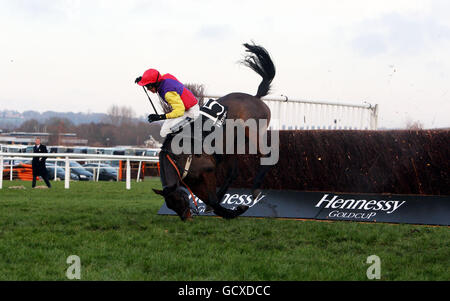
[137,68,161,86]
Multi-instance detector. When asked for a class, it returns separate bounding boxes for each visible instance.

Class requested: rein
[165,154,198,209]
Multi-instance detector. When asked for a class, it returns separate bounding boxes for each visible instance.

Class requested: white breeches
[160,104,200,137]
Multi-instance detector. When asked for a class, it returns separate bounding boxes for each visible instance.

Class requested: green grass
[0,179,448,280]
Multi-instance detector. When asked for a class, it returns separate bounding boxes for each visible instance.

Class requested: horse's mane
[241,42,276,98]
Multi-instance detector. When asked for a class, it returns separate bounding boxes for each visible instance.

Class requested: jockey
[135,68,199,138]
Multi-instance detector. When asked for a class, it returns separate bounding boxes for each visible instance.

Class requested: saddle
[161,99,227,181]
[169,98,227,136]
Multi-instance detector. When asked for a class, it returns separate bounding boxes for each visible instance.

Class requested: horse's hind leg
[216,157,238,200]
[246,123,272,199]
[251,163,272,199]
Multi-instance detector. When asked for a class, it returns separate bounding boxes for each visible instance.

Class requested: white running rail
[0,152,159,190]
[205,95,379,130]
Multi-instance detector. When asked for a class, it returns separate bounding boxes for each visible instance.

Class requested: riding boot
[159,134,175,189]
[161,133,174,150]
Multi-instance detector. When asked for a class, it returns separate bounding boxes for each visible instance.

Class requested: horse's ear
[153,188,164,196]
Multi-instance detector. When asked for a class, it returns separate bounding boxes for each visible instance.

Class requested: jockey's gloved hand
[148,114,166,123]
[135,76,142,84]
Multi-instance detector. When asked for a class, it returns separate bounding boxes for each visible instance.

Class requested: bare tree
[46,117,75,145]
[105,105,136,125]
[17,119,42,132]
[106,105,121,125]
[405,119,424,130]
[119,106,136,125]
[185,83,206,106]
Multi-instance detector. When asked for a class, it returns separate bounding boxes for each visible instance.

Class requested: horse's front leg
[196,171,248,219]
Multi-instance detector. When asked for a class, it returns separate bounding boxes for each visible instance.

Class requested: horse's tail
[241,42,276,98]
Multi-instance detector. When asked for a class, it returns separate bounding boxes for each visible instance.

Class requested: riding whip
[142,86,159,114]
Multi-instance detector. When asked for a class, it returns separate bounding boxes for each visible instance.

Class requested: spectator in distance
[32,138,51,188]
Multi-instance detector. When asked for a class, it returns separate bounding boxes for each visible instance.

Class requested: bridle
[163,152,198,210]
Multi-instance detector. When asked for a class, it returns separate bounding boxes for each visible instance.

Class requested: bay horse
[153,42,275,221]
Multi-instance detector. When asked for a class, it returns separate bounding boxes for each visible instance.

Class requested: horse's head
[153,186,192,221]
[157,131,250,221]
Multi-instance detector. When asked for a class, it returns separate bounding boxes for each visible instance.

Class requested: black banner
[158,188,450,226]
[1,281,443,298]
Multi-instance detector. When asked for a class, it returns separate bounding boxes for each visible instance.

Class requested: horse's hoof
[180,209,193,221]
[180,215,194,222]
[252,189,262,200]
[237,205,249,214]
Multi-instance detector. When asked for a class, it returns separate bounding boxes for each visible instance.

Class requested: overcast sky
[1,0,449,128]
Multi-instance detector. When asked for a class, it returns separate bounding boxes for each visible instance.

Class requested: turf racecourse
[0,180,448,281]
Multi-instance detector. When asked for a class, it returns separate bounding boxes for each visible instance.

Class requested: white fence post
[370,104,379,130]
[10,163,13,181]
[126,159,131,190]
[0,155,3,189]
[137,161,142,182]
[96,161,101,182]
[64,156,70,189]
